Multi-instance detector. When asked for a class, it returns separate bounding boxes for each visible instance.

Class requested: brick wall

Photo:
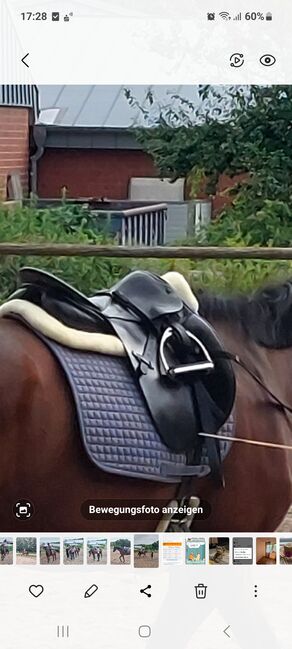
[37,149,157,199]
[37,146,245,216]
[188,172,248,217]
[212,172,248,215]
[0,107,30,199]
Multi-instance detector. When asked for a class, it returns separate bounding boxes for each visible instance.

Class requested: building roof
[38,85,201,128]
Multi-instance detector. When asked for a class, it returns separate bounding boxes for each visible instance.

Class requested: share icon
[140,585,152,598]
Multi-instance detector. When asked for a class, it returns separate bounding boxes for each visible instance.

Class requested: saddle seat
[8,267,236,458]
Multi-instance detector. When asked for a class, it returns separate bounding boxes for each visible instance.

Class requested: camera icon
[207,12,215,20]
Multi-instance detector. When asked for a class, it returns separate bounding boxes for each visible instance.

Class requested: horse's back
[0,318,71,411]
[0,318,78,507]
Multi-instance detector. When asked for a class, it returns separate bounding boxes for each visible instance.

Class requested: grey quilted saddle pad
[38,336,234,483]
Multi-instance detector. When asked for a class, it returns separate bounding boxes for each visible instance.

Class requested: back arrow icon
[223,625,231,638]
[21,53,29,68]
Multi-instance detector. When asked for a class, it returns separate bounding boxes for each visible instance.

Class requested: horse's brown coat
[0,316,291,532]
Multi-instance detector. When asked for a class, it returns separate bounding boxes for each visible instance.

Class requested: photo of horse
[0,537,13,565]
[87,538,107,565]
[110,538,131,565]
[63,538,84,565]
[40,537,61,565]
[1,84,292,536]
[134,534,159,568]
[16,538,37,565]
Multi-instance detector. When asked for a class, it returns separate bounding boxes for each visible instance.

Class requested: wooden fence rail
[0,244,291,259]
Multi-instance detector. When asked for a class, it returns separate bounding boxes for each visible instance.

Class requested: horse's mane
[198,278,292,349]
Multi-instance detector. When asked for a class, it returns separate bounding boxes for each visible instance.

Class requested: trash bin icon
[195,583,207,599]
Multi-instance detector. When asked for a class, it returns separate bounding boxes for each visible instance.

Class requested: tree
[126,85,292,246]
[16,537,36,553]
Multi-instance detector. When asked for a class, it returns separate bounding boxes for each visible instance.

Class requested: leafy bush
[128,85,292,250]
[0,202,290,303]
[189,258,292,294]
[196,196,292,249]
[0,205,130,300]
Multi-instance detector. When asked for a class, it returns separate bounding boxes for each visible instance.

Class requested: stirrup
[159,326,214,377]
[155,496,201,533]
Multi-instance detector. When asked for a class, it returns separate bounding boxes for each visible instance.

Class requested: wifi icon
[219,11,231,20]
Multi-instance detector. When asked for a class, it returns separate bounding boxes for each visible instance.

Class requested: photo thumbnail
[16,538,37,565]
[63,538,84,565]
[40,538,61,565]
[134,535,159,568]
[209,538,230,565]
[110,539,131,565]
[87,538,107,565]
[0,537,13,565]
[256,538,277,565]
[280,538,292,564]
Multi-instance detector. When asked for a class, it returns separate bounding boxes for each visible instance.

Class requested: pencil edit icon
[84,584,98,598]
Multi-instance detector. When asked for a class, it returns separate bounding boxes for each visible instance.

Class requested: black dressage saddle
[10,267,235,459]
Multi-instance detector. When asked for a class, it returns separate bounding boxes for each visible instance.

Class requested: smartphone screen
[0,1,291,647]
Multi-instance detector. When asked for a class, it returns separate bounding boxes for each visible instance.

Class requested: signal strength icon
[219,11,231,20]
[233,12,242,20]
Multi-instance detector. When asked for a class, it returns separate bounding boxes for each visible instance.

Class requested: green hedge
[0,204,132,300]
[0,204,290,302]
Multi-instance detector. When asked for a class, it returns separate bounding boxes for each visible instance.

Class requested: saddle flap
[110,271,184,323]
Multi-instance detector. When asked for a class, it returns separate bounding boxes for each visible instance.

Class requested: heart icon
[29,585,44,598]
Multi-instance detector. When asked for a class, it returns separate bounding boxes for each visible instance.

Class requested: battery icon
[266,12,272,20]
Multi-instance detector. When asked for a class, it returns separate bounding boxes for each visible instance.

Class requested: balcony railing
[118,203,167,246]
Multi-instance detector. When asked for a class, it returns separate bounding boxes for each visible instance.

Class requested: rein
[223,351,292,414]
[199,432,292,451]
[158,344,292,533]
[199,350,292,451]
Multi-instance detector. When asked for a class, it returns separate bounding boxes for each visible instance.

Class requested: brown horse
[45,545,57,563]
[0,278,292,533]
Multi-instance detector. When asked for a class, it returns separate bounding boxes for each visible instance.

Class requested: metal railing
[26,199,168,247]
[119,204,167,246]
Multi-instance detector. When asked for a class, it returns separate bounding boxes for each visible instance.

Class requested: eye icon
[260,54,276,66]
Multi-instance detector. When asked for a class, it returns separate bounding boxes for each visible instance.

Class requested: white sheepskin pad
[0,272,199,355]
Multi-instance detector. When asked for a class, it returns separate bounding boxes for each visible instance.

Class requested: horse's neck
[213,318,292,403]
[211,319,270,368]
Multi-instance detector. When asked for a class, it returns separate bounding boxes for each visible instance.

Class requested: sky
[134,534,158,545]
